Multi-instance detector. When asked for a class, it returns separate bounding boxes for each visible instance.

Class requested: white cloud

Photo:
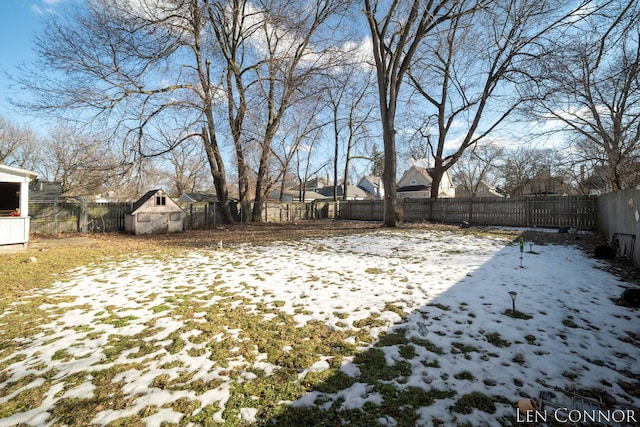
[30,4,44,15]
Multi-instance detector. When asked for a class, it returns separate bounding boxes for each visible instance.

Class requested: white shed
[0,164,38,248]
[125,189,185,235]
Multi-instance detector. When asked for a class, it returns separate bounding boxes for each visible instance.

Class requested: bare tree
[364,0,482,226]
[526,1,640,191]
[406,0,584,199]
[206,0,351,221]
[246,0,351,221]
[450,142,504,197]
[206,0,260,221]
[0,115,40,170]
[16,0,235,222]
[160,141,211,196]
[271,95,327,201]
[325,67,376,201]
[498,147,565,196]
[39,125,119,195]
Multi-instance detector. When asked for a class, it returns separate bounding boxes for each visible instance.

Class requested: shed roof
[131,189,183,214]
[0,164,37,182]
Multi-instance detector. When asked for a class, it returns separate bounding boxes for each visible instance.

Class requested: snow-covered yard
[1,228,638,426]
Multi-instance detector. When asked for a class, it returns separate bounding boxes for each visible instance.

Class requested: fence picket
[342,196,597,229]
[27,196,597,235]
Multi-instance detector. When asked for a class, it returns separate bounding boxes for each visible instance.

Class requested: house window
[156,196,166,206]
[410,179,417,185]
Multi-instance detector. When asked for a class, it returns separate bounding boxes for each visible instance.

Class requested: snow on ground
[1,228,639,426]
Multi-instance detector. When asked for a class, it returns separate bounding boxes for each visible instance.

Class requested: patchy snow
[0,228,638,426]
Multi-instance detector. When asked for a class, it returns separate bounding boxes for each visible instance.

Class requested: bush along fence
[339,196,598,229]
[28,200,340,235]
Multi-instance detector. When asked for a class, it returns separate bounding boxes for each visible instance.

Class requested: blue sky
[0,0,68,127]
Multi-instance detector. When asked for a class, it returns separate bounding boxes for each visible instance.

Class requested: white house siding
[0,217,31,246]
[0,165,37,247]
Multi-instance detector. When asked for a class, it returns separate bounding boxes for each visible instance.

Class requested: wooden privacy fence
[28,196,598,235]
[30,200,130,234]
[260,201,338,223]
[28,200,339,235]
[340,196,598,229]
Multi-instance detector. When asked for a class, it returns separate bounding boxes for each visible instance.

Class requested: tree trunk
[201,127,234,224]
[430,168,443,199]
[251,131,275,222]
[381,116,397,226]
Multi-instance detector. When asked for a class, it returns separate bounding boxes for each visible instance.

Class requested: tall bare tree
[326,67,376,201]
[246,0,350,221]
[17,0,235,221]
[526,0,640,191]
[207,0,259,221]
[406,0,585,199]
[206,0,351,221]
[364,0,482,226]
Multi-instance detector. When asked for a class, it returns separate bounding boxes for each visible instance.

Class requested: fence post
[80,198,88,233]
[525,198,530,227]
[53,200,58,235]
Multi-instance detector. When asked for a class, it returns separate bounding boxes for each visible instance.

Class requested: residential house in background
[455,180,507,198]
[270,189,327,202]
[317,184,369,200]
[396,166,456,199]
[357,175,384,199]
[523,170,576,196]
[177,192,219,203]
[302,176,331,193]
[125,189,185,235]
[0,164,37,248]
[29,180,63,202]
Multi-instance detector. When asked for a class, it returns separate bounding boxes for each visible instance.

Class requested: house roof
[131,189,183,214]
[397,184,430,193]
[132,189,161,213]
[177,192,218,203]
[317,185,369,199]
[29,181,63,202]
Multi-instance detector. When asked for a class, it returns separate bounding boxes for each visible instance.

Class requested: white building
[125,189,185,235]
[0,164,38,248]
[396,165,456,199]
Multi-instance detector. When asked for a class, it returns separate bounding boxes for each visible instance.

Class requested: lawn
[0,222,638,426]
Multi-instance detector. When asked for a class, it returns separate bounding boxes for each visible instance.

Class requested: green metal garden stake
[519,237,524,268]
